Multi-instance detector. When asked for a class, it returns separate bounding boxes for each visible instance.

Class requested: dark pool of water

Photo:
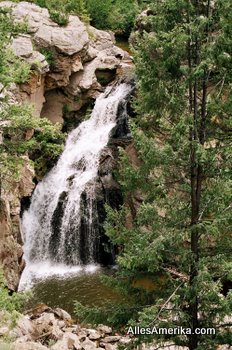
[115,35,132,55]
[26,268,121,317]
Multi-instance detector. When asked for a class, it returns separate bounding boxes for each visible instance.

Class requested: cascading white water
[19,83,133,290]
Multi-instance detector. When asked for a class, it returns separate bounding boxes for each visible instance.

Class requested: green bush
[39,48,55,67]
[49,10,69,26]
[0,268,28,313]
[85,0,112,29]
[110,0,139,36]
[28,0,90,25]
[85,0,138,36]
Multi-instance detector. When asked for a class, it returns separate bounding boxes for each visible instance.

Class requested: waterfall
[19,82,133,290]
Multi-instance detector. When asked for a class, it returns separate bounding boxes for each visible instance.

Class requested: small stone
[77,330,87,341]
[57,320,66,329]
[63,326,77,333]
[14,315,36,339]
[105,344,118,350]
[0,326,9,336]
[51,332,81,350]
[96,325,112,335]
[53,308,73,322]
[88,330,101,340]
[81,338,98,350]
[102,336,121,343]
[119,337,132,345]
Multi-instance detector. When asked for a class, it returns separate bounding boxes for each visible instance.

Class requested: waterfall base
[19,262,100,291]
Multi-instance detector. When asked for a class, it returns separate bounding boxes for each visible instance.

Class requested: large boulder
[34,15,88,55]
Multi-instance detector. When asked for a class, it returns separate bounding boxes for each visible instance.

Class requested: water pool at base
[25,268,121,317]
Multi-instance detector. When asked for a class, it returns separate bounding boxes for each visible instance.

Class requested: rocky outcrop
[0,159,34,290]
[0,1,129,122]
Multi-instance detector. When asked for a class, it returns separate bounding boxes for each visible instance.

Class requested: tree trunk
[188,1,209,346]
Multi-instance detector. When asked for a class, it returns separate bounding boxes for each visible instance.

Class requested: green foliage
[26,0,90,24]
[0,8,30,87]
[0,6,65,189]
[85,0,138,35]
[75,301,136,328]
[80,1,232,348]
[9,0,139,33]
[0,268,28,313]
[49,10,69,26]
[0,103,65,183]
[109,0,139,36]
[39,48,55,68]
[85,0,112,30]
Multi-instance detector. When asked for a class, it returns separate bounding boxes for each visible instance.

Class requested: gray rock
[14,315,36,339]
[81,338,98,350]
[11,2,53,33]
[11,34,49,74]
[119,337,132,345]
[88,330,101,340]
[51,332,82,350]
[1,2,89,56]
[76,330,87,341]
[28,51,49,74]
[96,325,112,335]
[12,35,33,58]
[101,336,121,343]
[0,326,9,336]
[34,15,88,55]
[53,308,73,322]
[105,344,118,350]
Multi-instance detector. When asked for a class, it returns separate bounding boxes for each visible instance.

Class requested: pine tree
[102,1,232,349]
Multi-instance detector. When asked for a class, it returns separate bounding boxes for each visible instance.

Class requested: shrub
[49,10,69,26]
[0,268,28,313]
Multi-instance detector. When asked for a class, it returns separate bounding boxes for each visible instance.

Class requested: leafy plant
[39,48,55,67]
[0,268,29,313]
[79,1,232,349]
[0,8,30,87]
[49,10,69,26]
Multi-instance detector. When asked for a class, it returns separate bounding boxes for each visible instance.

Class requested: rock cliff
[0,1,129,290]
[0,159,34,291]
[0,1,128,122]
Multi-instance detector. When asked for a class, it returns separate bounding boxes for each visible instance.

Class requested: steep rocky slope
[0,1,128,122]
[0,0,129,290]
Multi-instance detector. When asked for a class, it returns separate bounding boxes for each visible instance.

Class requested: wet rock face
[77,89,134,266]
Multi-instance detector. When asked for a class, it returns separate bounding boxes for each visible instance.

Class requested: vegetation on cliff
[0,268,27,313]
[9,0,148,35]
[0,8,65,194]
